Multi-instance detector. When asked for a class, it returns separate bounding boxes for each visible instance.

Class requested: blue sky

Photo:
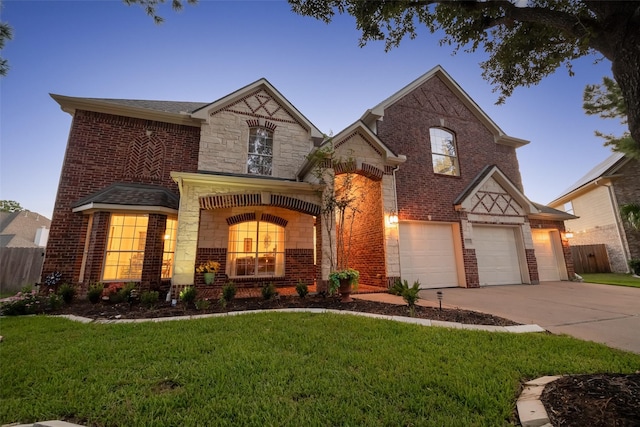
[1,0,626,219]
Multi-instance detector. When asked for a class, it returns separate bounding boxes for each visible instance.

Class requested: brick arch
[333,161,384,182]
[225,212,288,228]
[124,134,165,180]
[200,193,320,216]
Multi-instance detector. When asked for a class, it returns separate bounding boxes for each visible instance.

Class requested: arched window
[227,220,285,277]
[429,128,459,176]
[247,127,273,176]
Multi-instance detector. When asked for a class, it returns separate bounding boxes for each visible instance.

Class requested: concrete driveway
[419,281,640,354]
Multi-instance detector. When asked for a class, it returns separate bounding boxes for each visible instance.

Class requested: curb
[53,310,545,333]
[517,375,561,427]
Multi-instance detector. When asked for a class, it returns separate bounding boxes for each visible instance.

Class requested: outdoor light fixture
[388,210,399,225]
[564,231,574,239]
[436,291,443,311]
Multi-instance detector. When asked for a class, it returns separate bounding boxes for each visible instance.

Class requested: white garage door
[532,229,562,281]
[474,226,522,286]
[399,222,459,288]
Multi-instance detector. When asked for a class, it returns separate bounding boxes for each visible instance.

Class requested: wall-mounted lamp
[563,231,574,240]
[387,210,399,225]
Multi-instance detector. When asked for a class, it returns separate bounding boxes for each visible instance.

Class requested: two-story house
[549,153,640,273]
[43,66,574,296]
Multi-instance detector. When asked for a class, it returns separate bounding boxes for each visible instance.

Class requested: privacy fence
[570,244,611,274]
[0,247,45,294]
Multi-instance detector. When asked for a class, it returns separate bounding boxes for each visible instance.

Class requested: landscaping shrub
[57,283,76,304]
[296,280,309,298]
[140,290,159,308]
[179,286,197,305]
[87,283,104,304]
[388,279,405,296]
[195,299,211,310]
[261,282,278,300]
[629,259,640,275]
[222,282,236,301]
[0,291,63,316]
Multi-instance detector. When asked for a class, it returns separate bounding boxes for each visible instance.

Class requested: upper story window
[430,128,459,176]
[247,127,273,176]
[563,201,574,215]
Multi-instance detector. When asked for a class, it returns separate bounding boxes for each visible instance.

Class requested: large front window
[247,127,273,176]
[430,128,459,176]
[103,214,148,281]
[227,221,284,277]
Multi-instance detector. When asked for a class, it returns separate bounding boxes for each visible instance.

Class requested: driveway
[419,281,640,354]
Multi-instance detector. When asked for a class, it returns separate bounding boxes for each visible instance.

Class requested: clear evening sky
[0,0,627,218]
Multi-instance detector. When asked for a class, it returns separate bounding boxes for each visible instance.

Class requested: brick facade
[612,159,640,262]
[43,110,200,285]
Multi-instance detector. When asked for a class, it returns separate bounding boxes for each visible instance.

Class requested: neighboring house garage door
[474,226,522,286]
[531,229,563,281]
[399,222,460,288]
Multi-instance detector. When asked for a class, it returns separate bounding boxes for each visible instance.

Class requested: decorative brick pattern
[43,110,200,284]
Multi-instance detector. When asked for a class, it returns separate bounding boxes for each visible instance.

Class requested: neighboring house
[43,65,574,295]
[549,153,640,273]
[0,211,51,292]
[0,211,50,248]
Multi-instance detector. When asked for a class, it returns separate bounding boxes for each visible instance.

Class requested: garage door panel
[399,223,459,288]
[475,226,522,286]
[532,230,562,281]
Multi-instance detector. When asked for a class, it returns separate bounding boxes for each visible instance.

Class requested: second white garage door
[532,229,564,281]
[474,226,522,286]
[399,222,460,288]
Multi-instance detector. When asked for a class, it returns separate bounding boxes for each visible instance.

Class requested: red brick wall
[526,248,539,284]
[376,75,523,223]
[612,159,640,261]
[141,214,168,291]
[347,175,387,288]
[43,110,200,284]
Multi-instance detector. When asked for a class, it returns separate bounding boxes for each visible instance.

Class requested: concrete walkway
[418,281,640,354]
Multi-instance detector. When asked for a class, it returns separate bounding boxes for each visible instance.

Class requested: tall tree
[0,0,13,76]
[583,76,638,158]
[286,0,640,151]
[0,200,24,212]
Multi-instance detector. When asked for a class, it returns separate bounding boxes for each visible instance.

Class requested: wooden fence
[0,247,46,294]
[571,244,611,274]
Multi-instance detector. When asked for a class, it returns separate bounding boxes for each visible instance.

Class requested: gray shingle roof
[73,183,180,210]
[86,98,208,115]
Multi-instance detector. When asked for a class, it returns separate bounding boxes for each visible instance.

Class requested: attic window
[247,127,273,176]
[430,128,459,176]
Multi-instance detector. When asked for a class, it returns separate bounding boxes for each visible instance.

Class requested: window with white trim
[103,214,148,281]
[227,221,284,277]
[161,217,177,279]
[247,127,273,176]
[430,128,459,176]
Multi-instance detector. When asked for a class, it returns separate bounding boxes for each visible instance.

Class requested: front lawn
[1,314,639,426]
[581,273,640,288]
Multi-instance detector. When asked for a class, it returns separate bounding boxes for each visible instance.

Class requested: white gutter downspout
[595,178,631,272]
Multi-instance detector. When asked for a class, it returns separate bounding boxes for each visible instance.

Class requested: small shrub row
[389,279,421,316]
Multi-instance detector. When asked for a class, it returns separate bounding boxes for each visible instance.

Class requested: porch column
[173,184,200,285]
[141,214,167,290]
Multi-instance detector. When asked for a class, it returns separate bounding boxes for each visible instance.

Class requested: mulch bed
[540,373,640,427]
[50,294,520,325]
[41,295,640,426]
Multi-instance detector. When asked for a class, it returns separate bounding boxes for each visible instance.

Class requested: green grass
[1,314,639,426]
[581,273,640,288]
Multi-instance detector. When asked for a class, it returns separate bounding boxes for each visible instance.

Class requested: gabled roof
[72,183,179,214]
[360,65,529,148]
[549,152,627,206]
[296,121,407,180]
[191,78,323,139]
